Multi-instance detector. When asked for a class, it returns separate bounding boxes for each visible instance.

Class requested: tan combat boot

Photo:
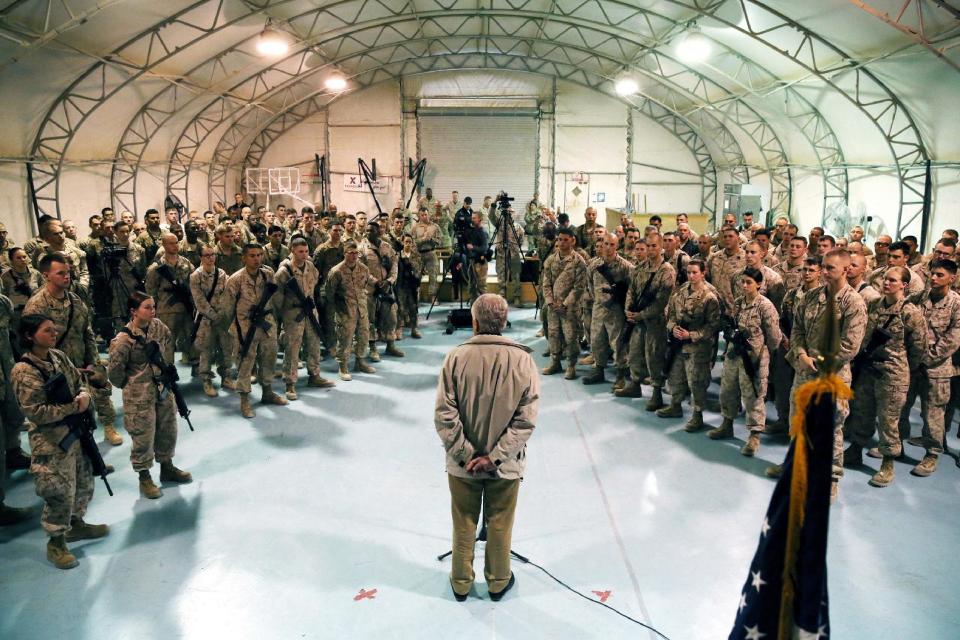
[564,363,578,380]
[385,342,405,357]
[910,453,938,477]
[708,418,734,440]
[645,387,665,412]
[656,402,683,418]
[614,380,643,398]
[765,464,783,479]
[239,393,255,419]
[103,424,123,446]
[139,471,162,499]
[307,375,335,388]
[160,461,193,484]
[763,418,788,435]
[683,410,705,433]
[411,328,422,339]
[354,358,376,374]
[66,517,109,542]
[577,354,595,366]
[368,345,381,362]
[740,433,761,457]
[202,380,217,397]
[47,535,78,570]
[262,389,289,406]
[868,456,896,488]
[338,362,352,381]
[285,383,298,401]
[611,369,626,391]
[542,358,562,375]
[221,376,237,391]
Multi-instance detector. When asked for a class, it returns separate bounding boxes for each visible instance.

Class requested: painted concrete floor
[1,306,958,640]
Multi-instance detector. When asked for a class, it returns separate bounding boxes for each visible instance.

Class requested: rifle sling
[54,293,75,349]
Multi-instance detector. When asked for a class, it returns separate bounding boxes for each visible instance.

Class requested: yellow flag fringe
[777,374,853,639]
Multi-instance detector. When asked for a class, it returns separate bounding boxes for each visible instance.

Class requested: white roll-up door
[418,112,538,207]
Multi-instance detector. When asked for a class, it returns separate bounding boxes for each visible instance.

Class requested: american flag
[729,381,834,640]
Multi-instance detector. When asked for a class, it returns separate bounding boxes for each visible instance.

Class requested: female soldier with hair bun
[107,291,192,499]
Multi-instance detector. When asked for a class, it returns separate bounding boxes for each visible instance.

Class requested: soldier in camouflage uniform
[783,250,867,500]
[843,266,925,487]
[656,259,722,431]
[710,268,782,456]
[620,234,677,410]
[397,234,423,339]
[104,221,146,330]
[264,225,290,272]
[178,221,205,269]
[25,254,120,445]
[582,233,634,388]
[190,244,237,397]
[314,221,346,355]
[326,241,377,380]
[226,244,287,418]
[847,253,881,306]
[541,228,587,380]
[362,222,403,360]
[2,246,44,329]
[145,234,194,363]
[898,259,960,477]
[292,211,328,254]
[136,209,164,263]
[108,292,192,498]
[0,353,33,525]
[413,206,442,300]
[706,227,746,313]
[1,294,30,470]
[737,242,786,309]
[867,241,924,296]
[274,238,335,401]
[774,237,807,294]
[214,223,244,275]
[30,219,90,293]
[12,314,109,568]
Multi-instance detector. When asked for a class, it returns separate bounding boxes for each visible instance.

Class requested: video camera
[496,191,515,211]
[100,244,129,265]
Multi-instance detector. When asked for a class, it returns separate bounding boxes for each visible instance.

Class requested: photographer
[434,293,539,602]
[463,211,489,303]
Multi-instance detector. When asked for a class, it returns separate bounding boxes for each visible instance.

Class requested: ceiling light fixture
[256,27,289,56]
[676,25,711,63]
[614,78,639,96]
[325,75,348,91]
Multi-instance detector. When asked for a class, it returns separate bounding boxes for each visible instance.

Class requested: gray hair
[472,293,509,334]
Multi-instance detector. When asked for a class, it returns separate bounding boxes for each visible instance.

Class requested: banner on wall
[342,173,389,193]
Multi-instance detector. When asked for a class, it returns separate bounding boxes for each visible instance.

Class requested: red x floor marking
[354,588,378,601]
[592,590,612,603]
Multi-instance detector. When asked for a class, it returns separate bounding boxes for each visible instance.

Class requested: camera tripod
[489,202,526,308]
[425,234,473,334]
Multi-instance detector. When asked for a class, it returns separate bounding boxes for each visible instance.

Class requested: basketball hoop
[245,167,314,208]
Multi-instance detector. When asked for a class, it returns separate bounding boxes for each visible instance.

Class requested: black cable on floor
[509,551,673,640]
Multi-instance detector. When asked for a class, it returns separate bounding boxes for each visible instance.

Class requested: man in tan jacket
[435,293,540,602]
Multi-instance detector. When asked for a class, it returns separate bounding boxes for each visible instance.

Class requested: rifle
[142,340,195,432]
[156,264,193,311]
[663,332,691,378]
[721,313,758,393]
[238,281,279,362]
[616,269,659,354]
[22,360,114,496]
[282,264,323,339]
[851,313,896,385]
[190,267,220,342]
[595,262,629,310]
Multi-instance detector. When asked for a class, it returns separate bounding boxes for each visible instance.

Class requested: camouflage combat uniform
[11,349,94,536]
[397,249,422,333]
[0,296,24,455]
[326,259,373,364]
[107,319,179,472]
[413,220,442,299]
[587,254,634,370]
[775,259,804,294]
[189,264,235,384]
[787,284,867,480]
[226,266,279,395]
[362,240,398,345]
[849,297,925,457]
[274,259,324,384]
[24,288,116,429]
[215,242,244,275]
[733,264,786,309]
[627,257,676,390]
[313,240,345,352]
[664,282,722,412]
[898,289,960,454]
[145,255,194,358]
[264,242,290,273]
[706,248,746,312]
[719,294,782,432]
[542,250,587,365]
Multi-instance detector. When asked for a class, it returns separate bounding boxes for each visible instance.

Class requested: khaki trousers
[448,475,520,596]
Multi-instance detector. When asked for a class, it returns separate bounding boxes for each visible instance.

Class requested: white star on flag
[744,623,766,640]
[797,625,828,640]
[738,592,748,613]
[761,517,770,537]
[751,570,766,592]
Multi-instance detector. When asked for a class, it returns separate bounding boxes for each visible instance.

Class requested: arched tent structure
[1,0,957,246]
